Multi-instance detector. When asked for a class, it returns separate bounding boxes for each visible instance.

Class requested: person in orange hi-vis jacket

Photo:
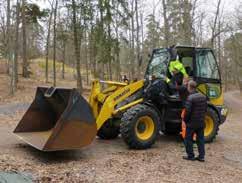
[181,109,196,141]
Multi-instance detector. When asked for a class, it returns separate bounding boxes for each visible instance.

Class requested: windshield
[146,49,169,79]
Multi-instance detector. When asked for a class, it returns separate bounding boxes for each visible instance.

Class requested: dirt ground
[0,74,242,183]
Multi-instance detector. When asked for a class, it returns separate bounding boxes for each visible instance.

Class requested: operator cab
[145,45,222,106]
[145,46,221,85]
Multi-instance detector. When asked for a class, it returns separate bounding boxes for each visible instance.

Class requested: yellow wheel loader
[14,46,228,151]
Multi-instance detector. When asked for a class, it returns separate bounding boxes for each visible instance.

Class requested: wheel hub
[135,116,155,141]
[137,122,146,133]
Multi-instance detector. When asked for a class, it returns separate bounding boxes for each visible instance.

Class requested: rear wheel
[120,104,160,149]
[204,108,219,142]
[97,119,120,139]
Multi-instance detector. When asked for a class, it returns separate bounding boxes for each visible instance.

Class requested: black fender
[207,103,221,123]
[143,101,165,131]
[143,79,168,105]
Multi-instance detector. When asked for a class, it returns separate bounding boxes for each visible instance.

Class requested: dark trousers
[185,127,205,159]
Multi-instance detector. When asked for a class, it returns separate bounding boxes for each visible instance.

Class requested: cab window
[196,50,220,80]
[146,49,169,79]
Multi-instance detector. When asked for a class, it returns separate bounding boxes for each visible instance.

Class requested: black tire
[120,104,160,149]
[204,107,219,143]
[97,119,120,139]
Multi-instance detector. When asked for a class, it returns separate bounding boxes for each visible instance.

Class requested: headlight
[148,75,152,81]
[221,108,228,116]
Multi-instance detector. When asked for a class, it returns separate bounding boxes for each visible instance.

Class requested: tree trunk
[10,1,20,95]
[217,20,222,71]
[62,42,66,79]
[98,0,105,80]
[15,25,19,82]
[108,62,112,80]
[162,0,169,47]
[116,46,120,81]
[22,0,28,78]
[85,34,89,85]
[135,0,141,79]
[106,0,112,80]
[45,0,54,83]
[128,18,132,80]
[6,0,10,74]
[53,0,58,87]
[131,0,135,80]
[90,31,97,78]
[140,11,144,71]
[211,0,221,49]
[182,0,192,45]
[115,26,121,81]
[114,3,121,81]
[191,0,198,45]
[72,0,83,93]
[84,19,89,85]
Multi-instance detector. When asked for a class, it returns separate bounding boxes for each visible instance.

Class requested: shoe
[195,157,205,162]
[183,156,195,161]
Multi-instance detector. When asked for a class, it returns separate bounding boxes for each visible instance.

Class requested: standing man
[183,80,207,162]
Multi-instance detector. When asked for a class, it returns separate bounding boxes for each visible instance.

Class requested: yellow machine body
[89,80,144,130]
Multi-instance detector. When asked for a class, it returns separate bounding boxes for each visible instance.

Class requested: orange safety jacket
[180,108,196,141]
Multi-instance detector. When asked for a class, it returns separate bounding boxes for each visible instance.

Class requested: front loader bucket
[13,87,97,151]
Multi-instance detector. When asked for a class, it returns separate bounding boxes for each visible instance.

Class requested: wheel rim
[135,116,155,140]
[204,115,214,137]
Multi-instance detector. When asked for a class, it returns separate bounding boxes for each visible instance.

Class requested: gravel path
[224,90,242,112]
[0,103,30,116]
[0,91,241,182]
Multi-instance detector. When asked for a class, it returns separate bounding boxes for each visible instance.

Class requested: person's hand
[183,77,189,85]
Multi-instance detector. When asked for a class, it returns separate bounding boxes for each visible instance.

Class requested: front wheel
[204,108,219,143]
[120,104,160,149]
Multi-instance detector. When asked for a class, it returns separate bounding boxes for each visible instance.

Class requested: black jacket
[168,72,184,95]
[177,85,189,104]
[184,91,207,129]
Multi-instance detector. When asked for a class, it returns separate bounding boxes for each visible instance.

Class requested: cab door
[195,49,223,106]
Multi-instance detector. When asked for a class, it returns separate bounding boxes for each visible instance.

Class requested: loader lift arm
[89,80,144,130]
